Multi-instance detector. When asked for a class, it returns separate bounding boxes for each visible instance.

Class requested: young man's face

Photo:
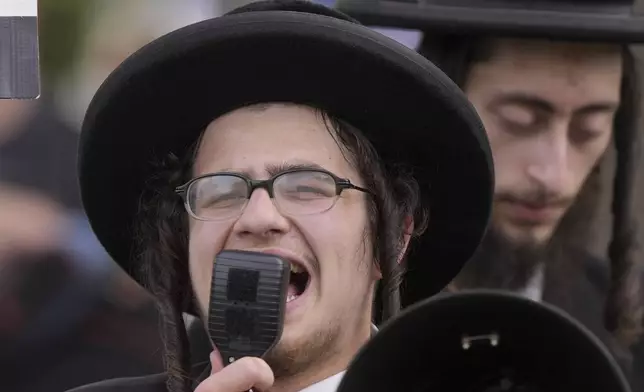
[188,103,379,380]
[465,38,622,246]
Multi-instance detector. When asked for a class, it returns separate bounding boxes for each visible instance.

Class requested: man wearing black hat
[68,1,494,391]
[337,0,644,389]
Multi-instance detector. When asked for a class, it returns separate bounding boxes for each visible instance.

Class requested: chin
[501,225,555,247]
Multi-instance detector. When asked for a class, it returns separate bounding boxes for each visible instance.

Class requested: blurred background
[0,0,641,391]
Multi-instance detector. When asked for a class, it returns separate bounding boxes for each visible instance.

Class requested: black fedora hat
[337,290,632,392]
[78,0,494,305]
[336,0,644,43]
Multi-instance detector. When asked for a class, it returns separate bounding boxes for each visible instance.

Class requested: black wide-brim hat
[336,0,644,43]
[78,0,493,303]
[338,290,632,392]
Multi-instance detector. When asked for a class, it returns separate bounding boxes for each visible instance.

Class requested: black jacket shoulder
[67,361,210,392]
[66,373,167,392]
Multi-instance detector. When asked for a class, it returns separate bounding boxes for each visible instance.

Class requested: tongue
[287,283,299,298]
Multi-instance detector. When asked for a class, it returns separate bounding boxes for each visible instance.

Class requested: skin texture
[189,103,386,392]
[465,38,622,246]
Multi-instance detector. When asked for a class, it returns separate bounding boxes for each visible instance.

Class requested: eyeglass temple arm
[338,179,371,195]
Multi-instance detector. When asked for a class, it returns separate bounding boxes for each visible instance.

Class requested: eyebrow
[265,161,327,177]
[218,161,328,178]
[488,92,619,116]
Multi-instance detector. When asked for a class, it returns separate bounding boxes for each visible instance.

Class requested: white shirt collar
[298,323,379,392]
[519,263,545,302]
[299,371,346,392]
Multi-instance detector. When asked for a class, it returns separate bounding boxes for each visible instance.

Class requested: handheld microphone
[207,250,290,365]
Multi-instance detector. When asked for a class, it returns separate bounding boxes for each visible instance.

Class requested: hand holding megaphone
[338,290,631,392]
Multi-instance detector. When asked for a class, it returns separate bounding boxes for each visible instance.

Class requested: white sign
[0,0,37,17]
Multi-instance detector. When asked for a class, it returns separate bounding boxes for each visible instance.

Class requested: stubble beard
[454,171,602,293]
[263,316,342,380]
[454,223,550,292]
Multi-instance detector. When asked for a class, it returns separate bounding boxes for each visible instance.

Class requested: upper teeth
[290,263,303,273]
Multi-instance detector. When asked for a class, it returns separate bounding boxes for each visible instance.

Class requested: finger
[195,357,274,392]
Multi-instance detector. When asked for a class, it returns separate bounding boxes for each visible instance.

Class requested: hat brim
[337,1,644,43]
[79,10,493,305]
[338,290,631,392]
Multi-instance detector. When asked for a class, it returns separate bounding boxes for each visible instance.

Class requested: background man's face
[465,38,622,246]
[188,103,378,379]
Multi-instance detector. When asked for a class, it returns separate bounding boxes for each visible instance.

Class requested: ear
[373,215,414,280]
[397,215,414,265]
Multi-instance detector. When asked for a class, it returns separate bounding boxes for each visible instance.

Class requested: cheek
[188,221,229,313]
[334,202,372,274]
[486,134,531,192]
[473,110,523,186]
[570,137,611,190]
[297,199,372,272]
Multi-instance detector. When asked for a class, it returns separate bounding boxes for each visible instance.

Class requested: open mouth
[287,262,310,303]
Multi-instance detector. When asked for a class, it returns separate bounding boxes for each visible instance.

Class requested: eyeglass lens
[187,170,339,220]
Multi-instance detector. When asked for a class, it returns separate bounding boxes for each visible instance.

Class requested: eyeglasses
[175,168,371,221]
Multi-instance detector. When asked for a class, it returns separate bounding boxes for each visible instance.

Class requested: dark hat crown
[337,0,644,43]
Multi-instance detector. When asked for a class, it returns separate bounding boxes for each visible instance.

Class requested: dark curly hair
[133,105,428,392]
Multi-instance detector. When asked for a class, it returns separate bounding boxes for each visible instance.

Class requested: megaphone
[338,290,631,392]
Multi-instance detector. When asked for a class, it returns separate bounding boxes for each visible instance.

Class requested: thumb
[210,347,225,374]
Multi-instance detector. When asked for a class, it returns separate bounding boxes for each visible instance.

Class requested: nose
[232,188,290,239]
[525,131,568,192]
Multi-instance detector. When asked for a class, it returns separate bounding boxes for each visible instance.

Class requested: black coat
[542,249,644,392]
[67,361,209,392]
